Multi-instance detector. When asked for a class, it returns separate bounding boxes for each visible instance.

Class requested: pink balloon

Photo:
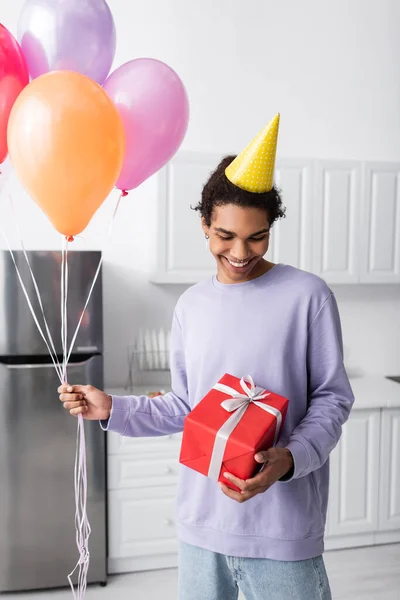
[0,24,29,164]
[103,58,189,191]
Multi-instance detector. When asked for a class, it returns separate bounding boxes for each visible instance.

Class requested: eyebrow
[214,227,270,237]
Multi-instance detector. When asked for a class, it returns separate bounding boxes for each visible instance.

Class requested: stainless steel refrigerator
[0,251,107,592]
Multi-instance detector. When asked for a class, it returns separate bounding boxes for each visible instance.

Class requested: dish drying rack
[125,328,171,390]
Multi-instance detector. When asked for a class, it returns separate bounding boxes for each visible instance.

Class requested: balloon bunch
[0,3,189,599]
[1,0,189,239]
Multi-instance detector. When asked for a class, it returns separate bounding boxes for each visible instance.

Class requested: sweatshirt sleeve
[100,311,191,437]
[285,293,355,479]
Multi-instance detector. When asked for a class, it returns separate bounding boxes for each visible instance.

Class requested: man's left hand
[219,447,294,503]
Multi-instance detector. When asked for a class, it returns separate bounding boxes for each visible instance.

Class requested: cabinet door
[379,409,400,530]
[152,152,219,284]
[270,160,313,271]
[108,486,178,561]
[327,410,380,537]
[359,163,400,283]
[313,161,361,283]
[107,432,181,573]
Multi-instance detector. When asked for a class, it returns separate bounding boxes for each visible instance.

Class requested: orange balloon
[7,71,125,237]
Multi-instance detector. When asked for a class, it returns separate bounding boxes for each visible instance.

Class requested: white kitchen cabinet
[326,404,400,551]
[153,152,218,284]
[153,153,399,285]
[151,153,314,284]
[312,161,361,284]
[378,409,400,531]
[108,486,178,574]
[270,160,313,271]
[326,410,380,543]
[359,163,400,283]
[107,428,181,574]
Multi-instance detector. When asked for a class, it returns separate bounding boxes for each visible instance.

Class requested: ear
[201,218,209,237]
[263,229,271,257]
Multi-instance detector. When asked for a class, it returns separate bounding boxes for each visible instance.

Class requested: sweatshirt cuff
[99,395,131,434]
[282,439,311,481]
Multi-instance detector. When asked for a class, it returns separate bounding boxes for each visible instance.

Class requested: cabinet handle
[164,518,174,526]
[164,467,174,475]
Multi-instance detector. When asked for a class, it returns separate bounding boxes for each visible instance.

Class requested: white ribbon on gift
[208,376,283,481]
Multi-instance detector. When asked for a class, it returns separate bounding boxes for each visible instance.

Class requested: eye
[249,235,268,242]
[217,235,234,241]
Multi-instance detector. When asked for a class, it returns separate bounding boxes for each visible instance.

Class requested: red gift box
[179,374,289,491]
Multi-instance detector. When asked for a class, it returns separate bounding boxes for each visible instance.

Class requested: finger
[222,472,248,491]
[70,406,88,417]
[225,462,279,492]
[63,400,87,410]
[241,485,268,499]
[223,472,262,493]
[254,449,273,463]
[219,482,248,503]
[57,384,87,395]
[219,482,261,503]
[247,464,279,490]
[59,393,82,403]
[58,384,70,394]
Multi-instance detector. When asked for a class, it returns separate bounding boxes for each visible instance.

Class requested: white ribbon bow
[208,376,282,481]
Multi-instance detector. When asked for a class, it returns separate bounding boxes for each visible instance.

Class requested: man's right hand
[58,384,112,420]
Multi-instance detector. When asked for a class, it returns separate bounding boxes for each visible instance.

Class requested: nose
[231,239,250,261]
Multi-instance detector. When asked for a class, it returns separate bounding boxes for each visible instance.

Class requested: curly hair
[193,155,286,227]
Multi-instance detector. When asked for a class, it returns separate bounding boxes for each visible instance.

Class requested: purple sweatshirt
[103,264,354,561]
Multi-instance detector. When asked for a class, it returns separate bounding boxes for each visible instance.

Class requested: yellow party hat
[225,113,280,193]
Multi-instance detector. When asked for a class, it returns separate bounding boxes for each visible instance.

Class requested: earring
[205,234,210,250]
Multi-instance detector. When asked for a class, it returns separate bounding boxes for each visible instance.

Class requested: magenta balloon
[17,0,116,84]
[0,24,29,164]
[103,58,189,191]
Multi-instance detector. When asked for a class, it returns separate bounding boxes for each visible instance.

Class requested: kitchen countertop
[107,385,171,398]
[107,377,400,411]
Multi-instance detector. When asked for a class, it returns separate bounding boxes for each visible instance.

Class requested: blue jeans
[178,542,332,600]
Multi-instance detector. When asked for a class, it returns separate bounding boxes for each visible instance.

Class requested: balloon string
[0,212,84,597]
[61,237,69,382]
[66,190,124,365]
[61,241,65,372]
[60,239,88,600]
[66,190,124,599]
[62,240,90,600]
[2,188,124,599]
[0,227,64,382]
[67,414,91,600]
[5,195,63,380]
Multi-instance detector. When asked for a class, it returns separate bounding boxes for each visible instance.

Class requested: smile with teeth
[226,258,252,268]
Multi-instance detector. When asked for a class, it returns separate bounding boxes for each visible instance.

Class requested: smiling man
[58,114,354,600]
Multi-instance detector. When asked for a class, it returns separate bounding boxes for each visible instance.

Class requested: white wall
[1,0,400,386]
